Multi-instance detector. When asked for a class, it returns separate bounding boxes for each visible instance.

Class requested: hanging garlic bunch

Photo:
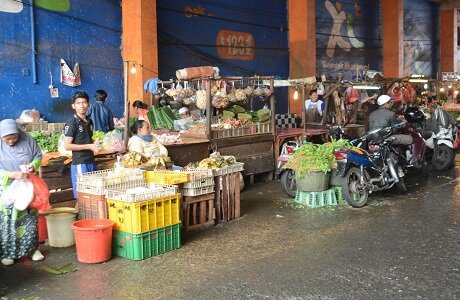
[243,86,254,96]
[196,90,207,110]
[235,89,247,102]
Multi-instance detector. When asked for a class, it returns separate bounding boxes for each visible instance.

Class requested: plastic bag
[1,179,34,210]
[102,131,125,152]
[58,133,72,157]
[28,174,51,211]
[19,109,40,123]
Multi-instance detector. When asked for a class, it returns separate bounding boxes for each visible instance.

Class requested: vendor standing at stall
[304,89,324,123]
[0,119,44,265]
[132,100,151,127]
[87,89,115,133]
[128,120,168,158]
[64,91,100,199]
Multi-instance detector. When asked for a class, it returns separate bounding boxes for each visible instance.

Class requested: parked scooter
[425,127,459,170]
[276,141,300,198]
[334,123,407,208]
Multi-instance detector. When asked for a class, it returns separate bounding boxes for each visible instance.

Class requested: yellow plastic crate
[107,194,181,234]
[144,170,190,185]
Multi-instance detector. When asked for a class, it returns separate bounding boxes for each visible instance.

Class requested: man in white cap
[178,107,191,119]
[369,95,412,145]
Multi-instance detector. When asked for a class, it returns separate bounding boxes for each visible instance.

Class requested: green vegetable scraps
[40,263,77,275]
[29,131,60,152]
[92,131,105,141]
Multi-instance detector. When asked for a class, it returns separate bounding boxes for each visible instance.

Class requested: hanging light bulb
[293,88,299,100]
[440,87,445,93]
[130,65,137,74]
[448,85,452,89]
[423,83,428,90]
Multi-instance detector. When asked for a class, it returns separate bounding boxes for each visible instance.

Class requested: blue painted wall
[316,0,381,81]
[0,0,123,123]
[156,0,289,113]
[403,0,439,77]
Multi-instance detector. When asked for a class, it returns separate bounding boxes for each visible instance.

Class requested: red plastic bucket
[38,213,48,243]
[71,219,114,263]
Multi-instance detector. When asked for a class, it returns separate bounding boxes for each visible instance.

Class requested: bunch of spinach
[29,131,60,152]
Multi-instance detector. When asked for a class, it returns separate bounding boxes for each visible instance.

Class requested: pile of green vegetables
[29,131,61,152]
[146,105,178,130]
[222,105,270,123]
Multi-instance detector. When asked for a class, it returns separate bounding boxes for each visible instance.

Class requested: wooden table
[274,128,329,162]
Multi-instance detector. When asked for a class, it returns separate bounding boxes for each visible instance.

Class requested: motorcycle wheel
[280,169,297,198]
[342,166,369,208]
[432,144,454,171]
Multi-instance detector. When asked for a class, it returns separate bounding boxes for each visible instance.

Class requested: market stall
[140,75,277,180]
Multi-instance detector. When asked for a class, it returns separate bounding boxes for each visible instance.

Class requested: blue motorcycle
[334,124,407,208]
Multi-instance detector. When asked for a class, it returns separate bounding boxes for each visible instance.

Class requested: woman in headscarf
[128,120,168,158]
[0,119,44,265]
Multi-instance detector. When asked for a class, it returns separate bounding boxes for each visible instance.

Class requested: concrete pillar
[382,0,404,78]
[122,0,158,114]
[288,0,316,115]
[440,8,457,72]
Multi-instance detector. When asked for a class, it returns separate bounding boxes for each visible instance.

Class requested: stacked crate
[107,184,181,260]
[182,169,215,230]
[76,169,145,219]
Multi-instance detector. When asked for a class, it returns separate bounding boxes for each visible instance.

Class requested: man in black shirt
[64,91,100,199]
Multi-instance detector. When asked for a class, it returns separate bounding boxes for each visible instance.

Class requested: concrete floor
[1,162,460,300]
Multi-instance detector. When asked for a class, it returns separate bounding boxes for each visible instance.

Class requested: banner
[60,58,81,87]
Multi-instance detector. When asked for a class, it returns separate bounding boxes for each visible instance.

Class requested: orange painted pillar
[382,0,404,78]
[440,9,457,72]
[122,0,158,115]
[288,0,316,115]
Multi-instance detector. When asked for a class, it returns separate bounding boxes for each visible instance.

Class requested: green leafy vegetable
[92,131,105,141]
[29,131,60,152]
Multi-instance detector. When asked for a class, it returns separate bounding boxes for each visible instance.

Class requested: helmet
[404,107,425,123]
[377,95,393,106]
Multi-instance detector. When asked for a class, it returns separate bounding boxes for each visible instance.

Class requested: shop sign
[442,72,460,81]
[216,30,254,61]
[60,58,81,87]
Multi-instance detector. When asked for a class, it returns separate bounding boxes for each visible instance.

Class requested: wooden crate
[214,172,240,223]
[183,193,215,230]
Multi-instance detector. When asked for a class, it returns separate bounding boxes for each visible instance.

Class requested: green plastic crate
[333,186,345,204]
[294,188,338,208]
[113,224,181,260]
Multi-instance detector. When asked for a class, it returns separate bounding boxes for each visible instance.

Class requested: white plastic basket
[77,168,145,188]
[77,179,147,196]
[185,169,214,181]
[182,185,215,197]
[106,183,178,203]
[183,177,214,189]
[212,162,245,176]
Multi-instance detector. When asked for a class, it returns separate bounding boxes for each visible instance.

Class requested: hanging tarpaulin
[60,59,81,87]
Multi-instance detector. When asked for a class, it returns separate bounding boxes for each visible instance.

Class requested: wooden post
[205,80,212,140]
[123,61,130,148]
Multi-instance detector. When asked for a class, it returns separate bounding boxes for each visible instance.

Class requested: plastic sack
[19,109,40,123]
[58,133,72,157]
[102,131,125,152]
[1,179,34,210]
[28,173,51,211]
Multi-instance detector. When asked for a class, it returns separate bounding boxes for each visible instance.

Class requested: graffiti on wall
[0,0,123,122]
[317,0,381,81]
[0,0,70,13]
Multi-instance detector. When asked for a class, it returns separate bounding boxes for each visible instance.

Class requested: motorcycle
[404,106,458,171]
[425,126,460,170]
[334,123,407,208]
[276,141,300,198]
